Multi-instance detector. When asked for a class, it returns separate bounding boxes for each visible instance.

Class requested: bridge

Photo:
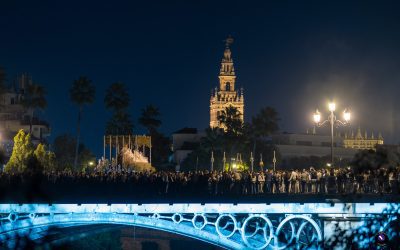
[0,202,397,249]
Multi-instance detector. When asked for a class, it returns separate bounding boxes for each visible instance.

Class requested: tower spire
[224,35,234,48]
[210,36,244,129]
[220,36,235,77]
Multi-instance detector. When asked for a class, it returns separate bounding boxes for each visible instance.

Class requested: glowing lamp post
[313,102,351,167]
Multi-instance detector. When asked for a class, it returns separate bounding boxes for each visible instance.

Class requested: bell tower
[210,36,244,128]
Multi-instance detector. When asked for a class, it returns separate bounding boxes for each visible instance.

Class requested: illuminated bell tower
[210,36,244,128]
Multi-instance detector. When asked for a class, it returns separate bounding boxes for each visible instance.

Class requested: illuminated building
[0,73,50,156]
[343,127,384,150]
[272,127,384,161]
[171,128,205,170]
[210,36,244,129]
[271,133,359,160]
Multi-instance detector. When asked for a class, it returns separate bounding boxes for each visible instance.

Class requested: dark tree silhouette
[138,104,161,135]
[104,82,133,135]
[218,106,243,137]
[104,82,130,111]
[21,83,47,134]
[69,76,96,170]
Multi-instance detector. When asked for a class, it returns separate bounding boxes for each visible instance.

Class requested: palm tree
[104,82,132,135]
[21,83,47,134]
[138,105,161,135]
[70,76,96,170]
[251,106,279,138]
[201,127,223,152]
[104,82,130,111]
[217,106,244,168]
[218,106,243,137]
[250,106,280,155]
[106,111,134,135]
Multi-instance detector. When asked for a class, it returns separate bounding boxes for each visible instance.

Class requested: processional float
[103,135,152,167]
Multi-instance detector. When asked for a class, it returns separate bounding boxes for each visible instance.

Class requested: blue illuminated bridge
[1,200,399,249]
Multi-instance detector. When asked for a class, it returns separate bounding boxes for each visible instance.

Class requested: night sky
[1,0,400,156]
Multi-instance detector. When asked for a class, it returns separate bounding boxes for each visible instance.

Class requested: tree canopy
[21,83,47,134]
[69,76,96,169]
[4,130,56,173]
[104,82,133,135]
[251,106,280,138]
[138,104,162,134]
[4,130,34,173]
[53,134,96,171]
[70,76,96,107]
[104,82,130,111]
[182,106,281,172]
[218,106,243,137]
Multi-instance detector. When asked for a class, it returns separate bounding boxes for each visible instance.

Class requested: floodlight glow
[328,102,336,112]
[343,109,351,122]
[313,109,321,123]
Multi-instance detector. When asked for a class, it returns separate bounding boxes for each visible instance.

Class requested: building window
[321,142,337,147]
[296,141,312,146]
[225,82,231,91]
[10,98,15,105]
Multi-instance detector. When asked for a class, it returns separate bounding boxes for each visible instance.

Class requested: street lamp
[313,102,351,167]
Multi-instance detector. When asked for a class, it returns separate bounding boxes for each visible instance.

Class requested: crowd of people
[1,166,400,199]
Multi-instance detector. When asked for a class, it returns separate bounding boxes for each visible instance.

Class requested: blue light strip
[0,203,394,214]
[0,203,395,250]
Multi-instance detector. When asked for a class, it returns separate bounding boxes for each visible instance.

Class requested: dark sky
[1,0,400,156]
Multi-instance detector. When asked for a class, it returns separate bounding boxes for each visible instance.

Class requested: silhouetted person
[326,169,337,194]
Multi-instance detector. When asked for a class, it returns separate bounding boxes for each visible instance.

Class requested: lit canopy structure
[103,135,152,165]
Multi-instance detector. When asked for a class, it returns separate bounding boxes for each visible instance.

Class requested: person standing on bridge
[300,169,308,193]
[258,171,265,194]
[251,172,257,194]
[310,167,317,194]
[265,170,272,193]
[289,169,299,194]
[272,170,280,194]
[283,171,290,193]
[326,169,337,194]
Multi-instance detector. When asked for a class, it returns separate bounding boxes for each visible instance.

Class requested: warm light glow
[343,109,351,122]
[89,161,94,166]
[328,102,336,112]
[313,109,321,123]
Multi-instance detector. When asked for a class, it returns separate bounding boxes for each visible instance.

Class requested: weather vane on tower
[224,35,234,47]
